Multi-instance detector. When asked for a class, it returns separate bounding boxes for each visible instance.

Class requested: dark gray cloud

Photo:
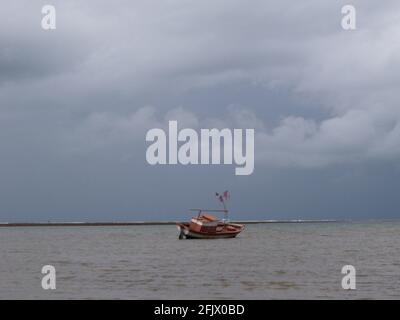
[1,0,400,221]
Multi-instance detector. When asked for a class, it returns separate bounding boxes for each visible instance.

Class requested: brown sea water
[1,221,400,299]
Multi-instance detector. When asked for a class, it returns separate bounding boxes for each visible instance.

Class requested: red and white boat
[177,191,244,239]
[176,207,245,239]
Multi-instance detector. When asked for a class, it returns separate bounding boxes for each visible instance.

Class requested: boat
[176,209,245,239]
[176,191,244,239]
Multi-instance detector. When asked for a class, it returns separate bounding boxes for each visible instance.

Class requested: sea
[1,221,400,299]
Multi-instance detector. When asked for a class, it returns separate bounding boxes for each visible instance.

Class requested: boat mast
[222,199,228,221]
[216,192,229,221]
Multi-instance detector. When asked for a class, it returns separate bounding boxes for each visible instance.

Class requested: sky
[1,0,400,221]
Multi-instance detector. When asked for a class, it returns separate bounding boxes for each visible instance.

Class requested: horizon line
[0,219,366,227]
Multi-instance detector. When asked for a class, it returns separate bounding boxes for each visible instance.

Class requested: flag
[215,192,224,202]
[223,190,230,201]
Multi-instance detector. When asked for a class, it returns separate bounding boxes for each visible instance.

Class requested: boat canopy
[199,213,218,221]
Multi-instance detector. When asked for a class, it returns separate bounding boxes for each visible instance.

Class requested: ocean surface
[1,221,400,299]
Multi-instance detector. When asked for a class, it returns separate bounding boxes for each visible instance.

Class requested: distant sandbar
[0,220,340,227]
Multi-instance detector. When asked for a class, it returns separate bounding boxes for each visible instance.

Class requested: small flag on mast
[216,191,230,202]
[223,190,230,201]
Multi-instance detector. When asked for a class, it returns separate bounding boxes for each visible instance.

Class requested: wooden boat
[176,209,245,239]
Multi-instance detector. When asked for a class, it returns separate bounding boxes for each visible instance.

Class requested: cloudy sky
[1,0,400,222]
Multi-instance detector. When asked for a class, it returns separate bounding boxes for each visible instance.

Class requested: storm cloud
[1,0,400,221]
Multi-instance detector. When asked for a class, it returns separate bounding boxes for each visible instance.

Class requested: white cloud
[257,107,400,167]
[65,103,399,169]
[64,106,160,152]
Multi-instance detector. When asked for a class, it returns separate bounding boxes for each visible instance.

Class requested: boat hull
[177,223,244,239]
